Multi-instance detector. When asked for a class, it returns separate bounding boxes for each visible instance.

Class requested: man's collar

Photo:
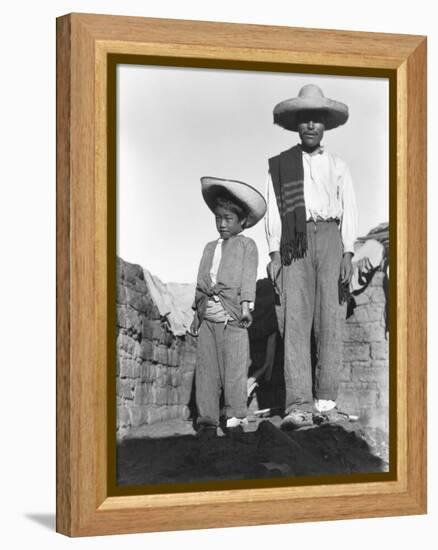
[300,144,325,156]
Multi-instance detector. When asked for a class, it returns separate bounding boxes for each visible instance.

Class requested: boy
[190,177,267,438]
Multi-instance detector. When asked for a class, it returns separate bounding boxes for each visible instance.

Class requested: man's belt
[306,217,340,225]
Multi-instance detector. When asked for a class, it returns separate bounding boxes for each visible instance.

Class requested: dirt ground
[116,415,389,487]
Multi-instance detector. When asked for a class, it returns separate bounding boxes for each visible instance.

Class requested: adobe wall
[338,271,389,435]
[116,258,389,441]
[116,259,196,440]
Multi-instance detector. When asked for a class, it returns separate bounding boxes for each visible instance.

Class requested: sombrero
[273,84,349,132]
[201,176,267,229]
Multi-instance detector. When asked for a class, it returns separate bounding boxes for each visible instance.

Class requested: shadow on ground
[117,420,387,487]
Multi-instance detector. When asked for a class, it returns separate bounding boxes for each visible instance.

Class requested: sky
[117,65,389,283]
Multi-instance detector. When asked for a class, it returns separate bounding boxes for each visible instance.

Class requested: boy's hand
[189,314,200,337]
[240,302,253,328]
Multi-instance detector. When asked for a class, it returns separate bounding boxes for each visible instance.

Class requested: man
[265,84,358,428]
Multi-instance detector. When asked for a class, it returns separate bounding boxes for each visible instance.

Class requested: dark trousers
[277,220,346,413]
[195,319,249,427]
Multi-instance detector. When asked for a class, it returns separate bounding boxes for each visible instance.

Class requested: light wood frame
[56,13,427,537]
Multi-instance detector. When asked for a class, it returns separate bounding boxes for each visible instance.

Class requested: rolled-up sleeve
[240,239,258,303]
[264,172,282,254]
[340,163,358,255]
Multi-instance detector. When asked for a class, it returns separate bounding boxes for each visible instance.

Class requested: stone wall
[117,252,389,441]
[116,258,197,440]
[337,270,389,434]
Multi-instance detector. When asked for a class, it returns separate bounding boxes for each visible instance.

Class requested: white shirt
[209,238,223,286]
[205,238,254,318]
[265,147,358,255]
[205,238,232,322]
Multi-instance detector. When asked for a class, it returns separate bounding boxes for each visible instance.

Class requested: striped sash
[268,145,307,264]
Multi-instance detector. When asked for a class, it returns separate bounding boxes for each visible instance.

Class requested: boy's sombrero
[201,176,267,229]
[273,84,349,132]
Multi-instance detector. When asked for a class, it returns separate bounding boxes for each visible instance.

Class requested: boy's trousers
[195,319,250,427]
[276,220,347,413]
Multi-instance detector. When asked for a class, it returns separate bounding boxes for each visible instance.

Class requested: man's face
[296,110,326,150]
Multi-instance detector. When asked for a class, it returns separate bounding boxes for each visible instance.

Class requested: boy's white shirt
[206,238,254,315]
[264,147,358,255]
[204,238,232,322]
[209,238,223,288]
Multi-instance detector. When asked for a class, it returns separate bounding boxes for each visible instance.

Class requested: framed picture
[56,13,427,536]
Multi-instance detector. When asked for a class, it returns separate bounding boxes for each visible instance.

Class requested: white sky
[117,65,389,283]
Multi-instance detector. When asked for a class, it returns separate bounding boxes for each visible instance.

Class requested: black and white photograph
[115,63,390,489]
[3,0,434,545]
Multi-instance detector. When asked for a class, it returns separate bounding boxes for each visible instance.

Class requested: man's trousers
[276,220,347,413]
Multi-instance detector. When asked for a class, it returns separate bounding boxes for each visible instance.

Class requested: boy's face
[214,206,246,240]
[296,109,326,150]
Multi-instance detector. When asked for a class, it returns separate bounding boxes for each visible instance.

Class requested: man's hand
[239,302,253,328]
[189,314,200,337]
[267,251,282,283]
[340,252,354,285]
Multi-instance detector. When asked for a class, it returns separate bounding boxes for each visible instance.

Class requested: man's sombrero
[201,177,267,229]
[273,84,349,132]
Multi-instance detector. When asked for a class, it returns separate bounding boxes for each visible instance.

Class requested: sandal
[281,409,314,429]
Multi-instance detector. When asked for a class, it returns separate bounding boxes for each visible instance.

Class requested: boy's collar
[217,233,243,242]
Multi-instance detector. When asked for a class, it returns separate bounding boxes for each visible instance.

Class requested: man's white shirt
[265,146,358,255]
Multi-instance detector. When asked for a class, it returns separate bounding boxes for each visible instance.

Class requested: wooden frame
[56,13,427,537]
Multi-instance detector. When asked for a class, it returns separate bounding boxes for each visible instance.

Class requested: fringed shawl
[268,145,307,264]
